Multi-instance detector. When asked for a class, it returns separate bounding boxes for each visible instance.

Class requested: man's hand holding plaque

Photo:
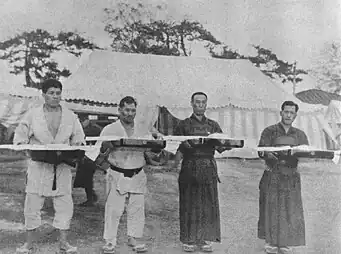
[100,141,114,153]
[94,141,115,173]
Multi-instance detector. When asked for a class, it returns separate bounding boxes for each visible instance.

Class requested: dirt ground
[0,155,340,254]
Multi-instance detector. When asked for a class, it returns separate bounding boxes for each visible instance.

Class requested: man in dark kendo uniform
[173,92,229,253]
[73,115,102,206]
[257,101,309,254]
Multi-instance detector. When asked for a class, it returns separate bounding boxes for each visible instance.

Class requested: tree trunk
[180,34,187,56]
[166,33,170,49]
[24,39,31,87]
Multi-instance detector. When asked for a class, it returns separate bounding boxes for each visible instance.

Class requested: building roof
[295,89,341,106]
[63,51,320,112]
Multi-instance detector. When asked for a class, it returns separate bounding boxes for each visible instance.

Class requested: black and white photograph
[0,0,340,253]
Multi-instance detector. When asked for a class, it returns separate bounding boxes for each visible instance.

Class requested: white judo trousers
[24,193,73,230]
[103,170,145,245]
[13,104,85,231]
[90,120,151,246]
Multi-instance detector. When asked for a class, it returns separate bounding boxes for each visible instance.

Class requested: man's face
[43,87,62,108]
[191,94,207,116]
[280,105,297,126]
[118,103,136,123]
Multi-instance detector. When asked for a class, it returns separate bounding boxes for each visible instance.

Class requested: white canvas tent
[325,100,341,124]
[62,51,334,157]
[325,100,341,147]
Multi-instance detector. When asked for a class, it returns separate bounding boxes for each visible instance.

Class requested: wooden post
[293,61,297,94]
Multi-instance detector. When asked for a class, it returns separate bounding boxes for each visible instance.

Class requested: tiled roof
[295,89,341,106]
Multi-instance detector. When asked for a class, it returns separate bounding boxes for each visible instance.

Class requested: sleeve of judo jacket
[69,113,86,146]
[13,110,33,145]
[93,126,113,172]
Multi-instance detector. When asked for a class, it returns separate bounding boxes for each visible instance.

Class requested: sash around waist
[109,165,143,178]
[30,150,84,167]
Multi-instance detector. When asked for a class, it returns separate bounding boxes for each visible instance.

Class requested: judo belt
[30,150,85,190]
[109,165,143,178]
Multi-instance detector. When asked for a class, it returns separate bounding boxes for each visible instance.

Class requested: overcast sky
[0,0,340,93]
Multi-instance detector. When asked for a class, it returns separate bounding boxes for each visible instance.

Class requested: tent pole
[157,105,160,131]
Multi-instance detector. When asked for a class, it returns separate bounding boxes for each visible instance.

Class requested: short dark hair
[191,92,207,101]
[281,101,299,112]
[78,114,88,122]
[41,79,62,94]
[119,96,137,108]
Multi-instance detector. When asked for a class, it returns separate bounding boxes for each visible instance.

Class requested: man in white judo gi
[13,79,85,254]
[92,96,157,254]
